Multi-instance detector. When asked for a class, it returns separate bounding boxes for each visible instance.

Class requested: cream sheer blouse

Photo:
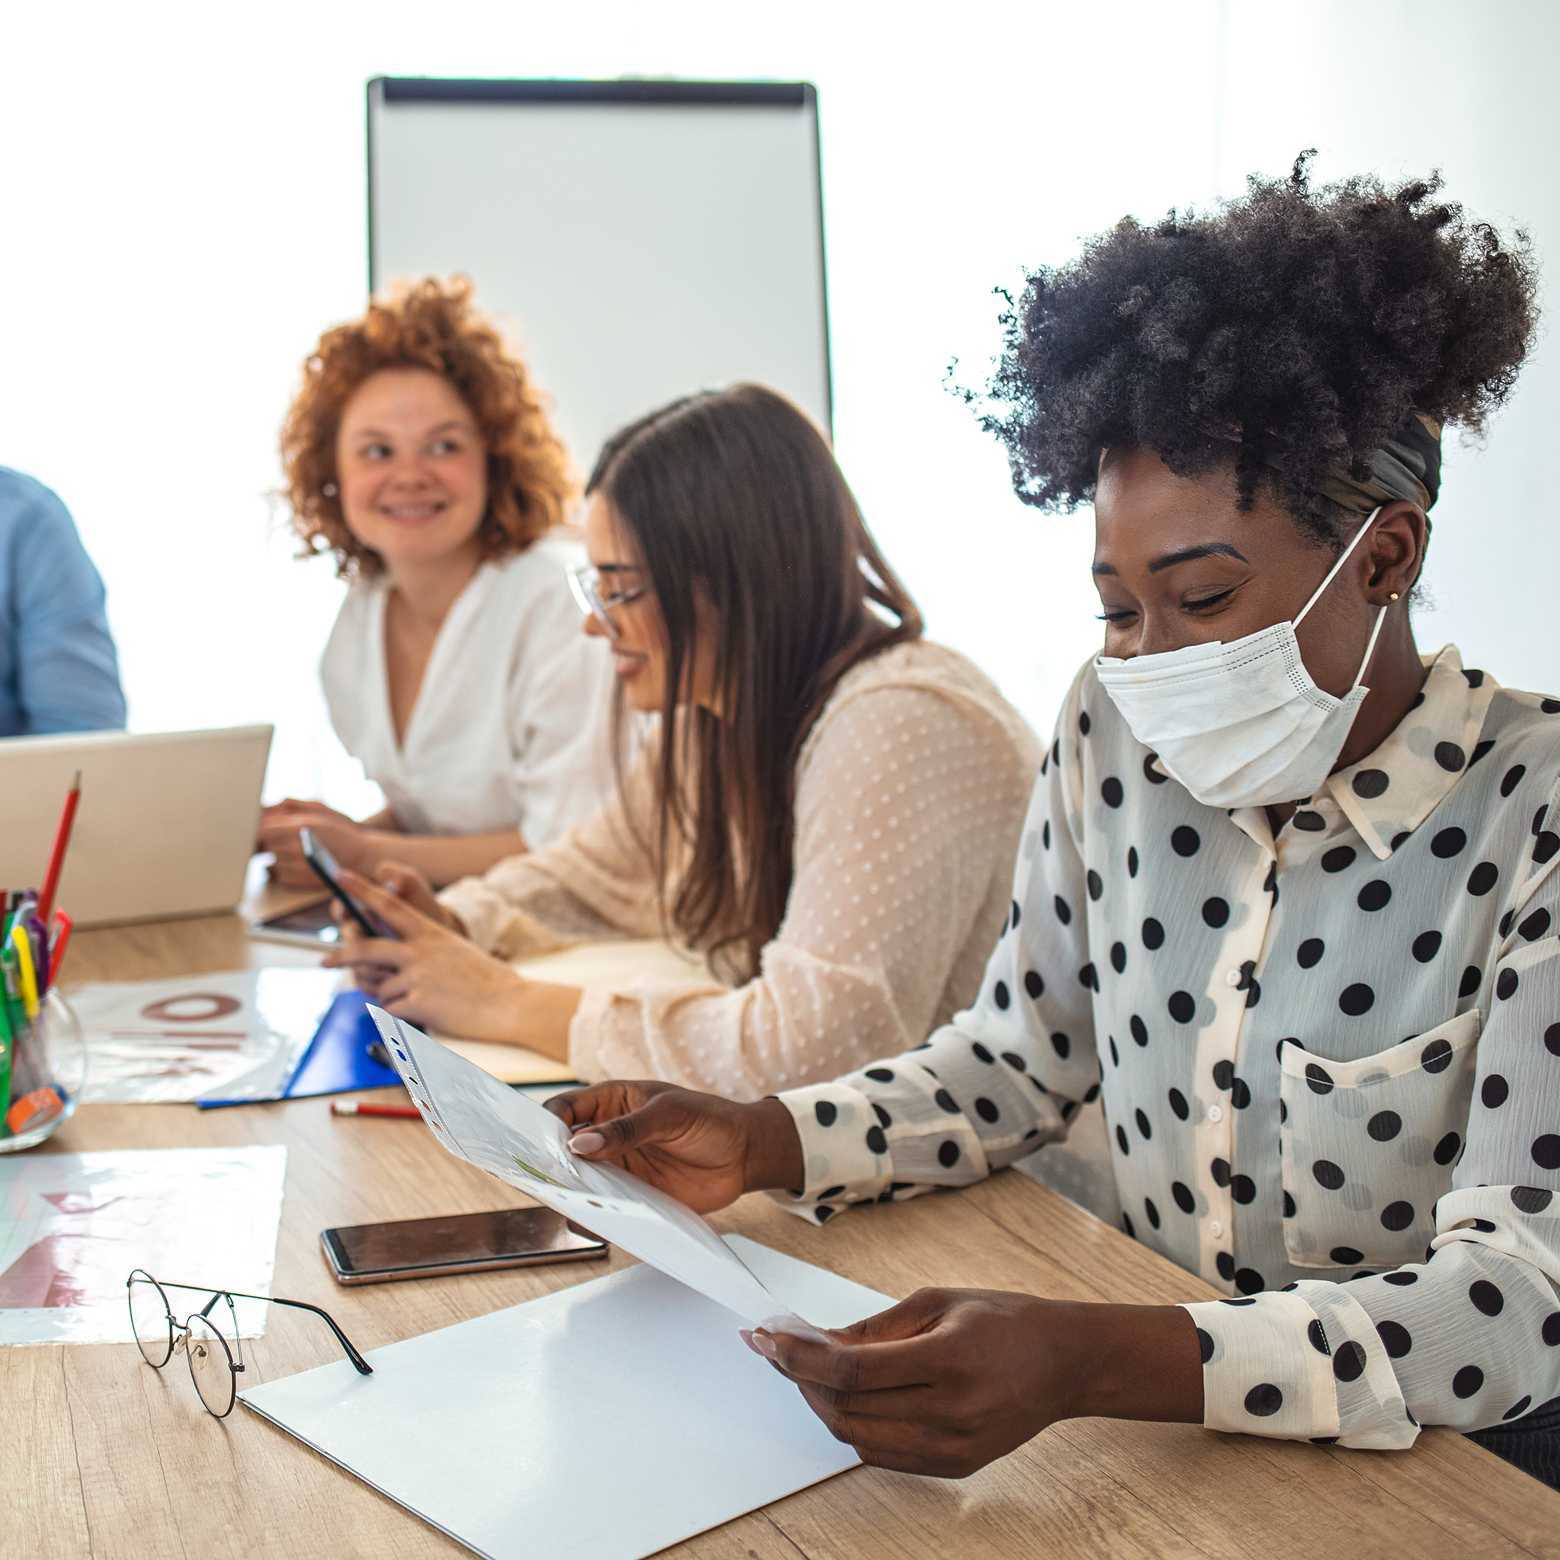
[440,640,1041,1096]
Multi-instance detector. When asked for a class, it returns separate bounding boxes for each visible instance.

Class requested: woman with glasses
[326,383,1041,1098]
[258,278,615,889]
[541,164,1560,1489]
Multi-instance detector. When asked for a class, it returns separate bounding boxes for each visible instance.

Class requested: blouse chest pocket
[1278,1009,1480,1270]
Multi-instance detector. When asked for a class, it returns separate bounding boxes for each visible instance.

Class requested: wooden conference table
[9,892,1559,1560]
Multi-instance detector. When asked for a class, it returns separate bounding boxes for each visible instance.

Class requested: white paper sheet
[241,1236,888,1560]
[0,1146,287,1344]
[368,1008,802,1328]
[69,969,344,1104]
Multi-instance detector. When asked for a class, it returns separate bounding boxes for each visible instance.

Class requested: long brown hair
[588,384,923,980]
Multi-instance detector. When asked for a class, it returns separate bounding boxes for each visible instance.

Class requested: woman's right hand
[351,861,461,932]
[257,799,359,885]
[328,862,463,1000]
[546,1083,804,1215]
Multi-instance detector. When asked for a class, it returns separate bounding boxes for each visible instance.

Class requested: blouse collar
[1323,645,1495,861]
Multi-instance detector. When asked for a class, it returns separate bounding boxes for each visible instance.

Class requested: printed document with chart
[365,1005,806,1328]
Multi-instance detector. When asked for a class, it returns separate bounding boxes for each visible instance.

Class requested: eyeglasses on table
[126,1268,373,1418]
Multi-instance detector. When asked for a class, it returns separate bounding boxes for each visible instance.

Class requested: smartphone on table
[321,1208,610,1285]
[299,827,394,940]
[248,896,341,949]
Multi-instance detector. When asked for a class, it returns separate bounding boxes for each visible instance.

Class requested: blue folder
[197,989,402,1109]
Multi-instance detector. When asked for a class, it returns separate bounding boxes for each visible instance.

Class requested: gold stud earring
[1388,591,1400,602]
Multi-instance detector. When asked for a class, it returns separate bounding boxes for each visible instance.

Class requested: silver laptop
[0,725,273,928]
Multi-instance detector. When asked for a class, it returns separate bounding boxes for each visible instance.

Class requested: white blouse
[775,646,1560,1453]
[320,536,614,848]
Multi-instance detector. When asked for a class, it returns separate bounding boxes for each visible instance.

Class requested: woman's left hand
[745,1288,1075,1478]
[258,804,376,887]
[321,870,541,1044]
[748,1290,1204,1478]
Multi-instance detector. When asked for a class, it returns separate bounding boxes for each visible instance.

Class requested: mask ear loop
[1291,506,1388,693]
[1352,600,1389,686]
[1292,506,1384,630]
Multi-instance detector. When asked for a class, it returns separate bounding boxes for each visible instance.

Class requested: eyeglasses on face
[568,563,648,640]
[126,1269,373,1419]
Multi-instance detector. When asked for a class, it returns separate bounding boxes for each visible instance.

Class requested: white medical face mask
[1094,508,1387,809]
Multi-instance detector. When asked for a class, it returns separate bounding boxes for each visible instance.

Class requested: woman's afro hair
[974,152,1539,543]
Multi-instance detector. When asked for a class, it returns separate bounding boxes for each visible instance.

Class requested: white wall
[0,0,1553,813]
[1214,0,1560,697]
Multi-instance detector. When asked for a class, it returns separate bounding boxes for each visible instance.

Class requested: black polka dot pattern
[1332,1341,1367,1382]
[1244,1383,1283,1416]
[1339,983,1375,1017]
[778,649,1560,1454]
[1452,1365,1485,1399]
[1431,827,1467,858]
[1467,861,1499,897]
[1377,1320,1412,1358]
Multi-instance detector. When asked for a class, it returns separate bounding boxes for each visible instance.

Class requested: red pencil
[39,770,82,923]
[48,910,74,985]
[331,1100,422,1119]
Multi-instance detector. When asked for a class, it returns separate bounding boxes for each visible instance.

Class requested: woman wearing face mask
[258,278,614,888]
[325,383,1041,1096]
[543,161,1560,1488]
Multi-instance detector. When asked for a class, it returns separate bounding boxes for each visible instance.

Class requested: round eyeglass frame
[127,1269,241,1418]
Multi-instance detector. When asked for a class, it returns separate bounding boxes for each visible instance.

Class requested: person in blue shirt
[0,468,126,737]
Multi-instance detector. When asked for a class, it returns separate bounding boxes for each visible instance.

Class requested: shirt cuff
[766,1082,892,1224]
[564,983,616,1082]
[1182,1281,1416,1451]
[438,879,572,961]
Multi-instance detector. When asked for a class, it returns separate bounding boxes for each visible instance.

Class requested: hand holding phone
[300,827,396,940]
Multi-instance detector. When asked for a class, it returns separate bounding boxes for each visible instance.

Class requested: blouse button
[1210,1218,1225,1238]
[1207,1103,1225,1124]
[1225,968,1242,988]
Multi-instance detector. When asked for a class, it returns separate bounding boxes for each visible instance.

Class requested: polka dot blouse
[775,646,1560,1451]
[441,639,1041,1096]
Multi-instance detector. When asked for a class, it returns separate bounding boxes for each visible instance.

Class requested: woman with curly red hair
[259,278,614,888]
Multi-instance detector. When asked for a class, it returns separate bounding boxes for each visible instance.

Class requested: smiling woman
[257,278,615,888]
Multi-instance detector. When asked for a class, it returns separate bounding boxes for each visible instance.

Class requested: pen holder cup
[0,989,87,1152]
